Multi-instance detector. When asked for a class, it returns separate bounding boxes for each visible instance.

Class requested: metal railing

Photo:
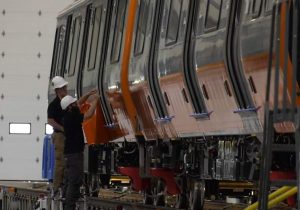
[258,0,300,209]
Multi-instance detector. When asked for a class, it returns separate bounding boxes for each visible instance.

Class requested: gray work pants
[64,152,83,210]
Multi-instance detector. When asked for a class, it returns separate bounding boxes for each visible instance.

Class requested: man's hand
[94,93,100,100]
[87,89,98,96]
[84,93,100,120]
[78,89,98,106]
[88,93,99,102]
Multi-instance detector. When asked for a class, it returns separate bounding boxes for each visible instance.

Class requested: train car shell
[102,0,138,141]
[61,2,88,97]
[194,0,259,136]
[240,0,297,133]
[76,0,126,143]
[49,0,91,101]
[49,0,126,144]
[153,0,250,137]
[156,0,201,137]
[239,1,273,131]
[48,17,70,102]
[49,0,296,142]
[128,0,176,140]
[129,0,275,138]
[194,0,261,136]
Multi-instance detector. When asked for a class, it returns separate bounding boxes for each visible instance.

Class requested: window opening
[265,0,274,13]
[205,0,222,31]
[165,0,183,45]
[66,16,82,76]
[134,0,150,55]
[55,26,65,75]
[252,0,262,18]
[110,0,127,63]
[195,0,206,35]
[50,28,60,78]
[62,15,73,75]
[65,21,74,74]
[87,6,103,70]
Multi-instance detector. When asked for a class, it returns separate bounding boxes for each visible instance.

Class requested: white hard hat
[61,95,77,110]
[51,76,68,89]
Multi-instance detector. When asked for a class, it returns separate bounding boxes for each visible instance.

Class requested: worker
[60,92,99,210]
[47,76,68,196]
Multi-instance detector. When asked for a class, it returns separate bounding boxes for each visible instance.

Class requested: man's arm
[77,89,98,106]
[48,118,64,132]
[83,94,99,120]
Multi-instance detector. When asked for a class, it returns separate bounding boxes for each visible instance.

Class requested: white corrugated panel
[0,0,73,180]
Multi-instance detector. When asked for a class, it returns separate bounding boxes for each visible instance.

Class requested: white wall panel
[0,0,73,180]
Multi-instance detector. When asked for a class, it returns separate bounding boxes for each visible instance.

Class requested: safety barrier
[0,187,51,210]
[1,185,91,210]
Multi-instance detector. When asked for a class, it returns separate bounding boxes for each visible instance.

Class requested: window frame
[50,28,60,79]
[264,0,274,15]
[60,15,73,75]
[55,26,65,76]
[134,0,150,56]
[66,16,82,76]
[110,0,127,64]
[204,0,223,33]
[87,5,103,70]
[195,0,207,36]
[252,0,262,18]
[165,0,183,46]
[65,20,75,75]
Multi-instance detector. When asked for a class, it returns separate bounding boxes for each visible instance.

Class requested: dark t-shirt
[63,108,85,154]
[47,97,64,131]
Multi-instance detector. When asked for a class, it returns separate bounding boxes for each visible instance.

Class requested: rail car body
[48,0,297,209]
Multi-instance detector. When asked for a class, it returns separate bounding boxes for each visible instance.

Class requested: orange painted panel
[120,0,140,135]
[81,103,110,145]
[80,101,125,144]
